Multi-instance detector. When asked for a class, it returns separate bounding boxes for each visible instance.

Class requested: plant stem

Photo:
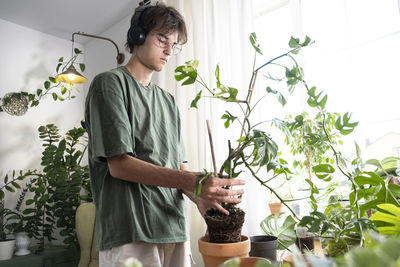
[242,158,300,220]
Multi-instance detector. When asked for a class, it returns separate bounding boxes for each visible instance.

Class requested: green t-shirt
[84,66,187,251]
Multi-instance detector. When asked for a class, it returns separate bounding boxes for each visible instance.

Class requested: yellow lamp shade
[56,64,87,84]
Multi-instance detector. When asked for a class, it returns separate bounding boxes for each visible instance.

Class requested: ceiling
[0,0,140,44]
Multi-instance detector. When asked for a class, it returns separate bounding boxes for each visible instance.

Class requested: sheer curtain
[154,0,400,264]
[154,0,257,264]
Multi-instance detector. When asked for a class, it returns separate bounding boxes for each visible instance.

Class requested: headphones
[127,0,152,46]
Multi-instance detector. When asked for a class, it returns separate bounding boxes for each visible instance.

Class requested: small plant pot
[268,202,283,217]
[198,235,250,267]
[249,235,278,262]
[0,239,15,260]
[295,232,315,253]
[15,232,31,256]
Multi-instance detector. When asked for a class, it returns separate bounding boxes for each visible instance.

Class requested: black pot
[249,235,278,261]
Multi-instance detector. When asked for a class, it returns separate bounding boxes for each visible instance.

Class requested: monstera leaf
[260,213,296,250]
[370,203,400,237]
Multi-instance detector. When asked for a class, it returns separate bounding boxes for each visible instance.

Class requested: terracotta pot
[199,235,250,267]
[268,202,283,216]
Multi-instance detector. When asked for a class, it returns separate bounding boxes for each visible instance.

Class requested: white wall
[0,18,86,209]
[83,16,131,83]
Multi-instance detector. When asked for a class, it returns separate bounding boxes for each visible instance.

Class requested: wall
[83,16,130,83]
[0,18,86,210]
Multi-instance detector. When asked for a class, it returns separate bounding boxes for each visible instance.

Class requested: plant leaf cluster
[0,124,91,253]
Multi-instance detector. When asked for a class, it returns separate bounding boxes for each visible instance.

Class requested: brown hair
[125,2,188,53]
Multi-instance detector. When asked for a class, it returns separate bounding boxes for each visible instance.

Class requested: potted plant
[175,33,311,265]
[0,208,22,260]
[1,123,92,254]
[175,31,400,264]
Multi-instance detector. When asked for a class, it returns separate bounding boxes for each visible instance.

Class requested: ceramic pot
[198,235,250,267]
[15,232,30,256]
[0,239,15,260]
[249,235,278,261]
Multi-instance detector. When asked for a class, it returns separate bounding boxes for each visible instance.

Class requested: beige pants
[99,241,192,267]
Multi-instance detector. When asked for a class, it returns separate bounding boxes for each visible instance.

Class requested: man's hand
[198,176,245,204]
[180,163,245,216]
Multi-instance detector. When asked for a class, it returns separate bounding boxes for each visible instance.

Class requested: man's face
[135,30,179,72]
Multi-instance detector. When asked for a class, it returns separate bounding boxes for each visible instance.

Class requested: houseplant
[1,123,92,254]
[0,208,22,260]
[175,32,400,264]
[0,48,85,115]
[175,33,311,265]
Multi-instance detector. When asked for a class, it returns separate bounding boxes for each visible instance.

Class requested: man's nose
[164,45,172,55]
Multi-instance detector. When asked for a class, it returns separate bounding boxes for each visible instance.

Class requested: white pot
[0,239,15,260]
[14,232,31,256]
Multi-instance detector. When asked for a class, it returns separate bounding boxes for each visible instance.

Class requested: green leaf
[36,89,43,96]
[312,164,335,181]
[174,62,198,86]
[58,57,64,62]
[194,171,212,198]
[52,93,57,101]
[190,90,202,109]
[49,77,57,83]
[388,184,400,198]
[370,204,400,237]
[260,214,296,250]
[249,32,263,55]
[56,63,62,73]
[289,37,300,48]
[61,86,67,95]
[221,111,237,128]
[74,48,82,54]
[5,186,15,192]
[44,81,50,89]
[335,112,359,135]
[215,64,221,88]
[79,64,85,72]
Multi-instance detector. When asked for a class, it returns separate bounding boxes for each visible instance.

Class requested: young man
[84,2,245,267]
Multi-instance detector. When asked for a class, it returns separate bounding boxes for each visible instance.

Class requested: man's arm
[179,162,243,216]
[107,154,245,203]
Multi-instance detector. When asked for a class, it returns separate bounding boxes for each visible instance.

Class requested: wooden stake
[206,120,218,177]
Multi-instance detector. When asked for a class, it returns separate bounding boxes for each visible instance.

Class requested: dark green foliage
[1,124,91,253]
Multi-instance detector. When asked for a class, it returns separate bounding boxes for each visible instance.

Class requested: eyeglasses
[153,33,182,55]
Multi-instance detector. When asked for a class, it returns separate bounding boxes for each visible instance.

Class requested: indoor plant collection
[175,33,400,266]
[0,124,92,255]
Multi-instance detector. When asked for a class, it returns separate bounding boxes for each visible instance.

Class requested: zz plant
[0,124,92,253]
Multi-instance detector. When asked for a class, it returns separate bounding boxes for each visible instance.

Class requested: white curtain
[154,0,262,265]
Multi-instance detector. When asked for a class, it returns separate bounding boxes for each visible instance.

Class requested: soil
[204,206,245,243]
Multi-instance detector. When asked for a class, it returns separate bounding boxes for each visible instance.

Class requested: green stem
[242,157,300,220]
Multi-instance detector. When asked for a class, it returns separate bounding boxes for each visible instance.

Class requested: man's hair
[125,3,188,53]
